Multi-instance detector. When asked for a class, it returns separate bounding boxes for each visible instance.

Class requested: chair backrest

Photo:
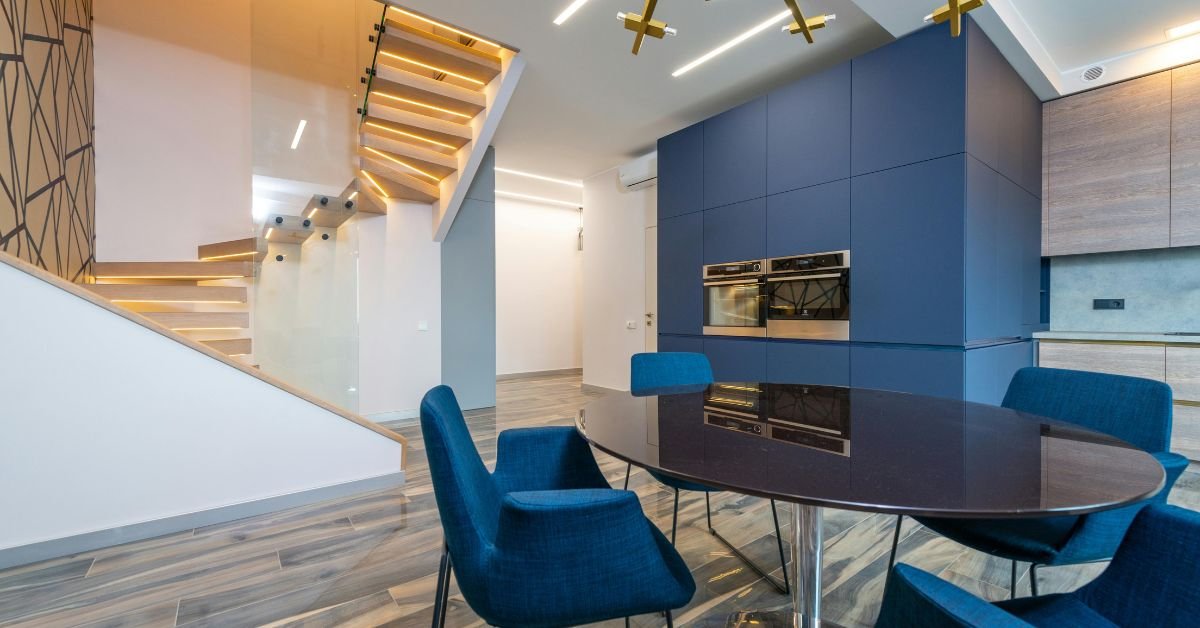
[1078,504,1200,626]
[419,386,500,572]
[1001,367,1173,452]
[630,352,714,395]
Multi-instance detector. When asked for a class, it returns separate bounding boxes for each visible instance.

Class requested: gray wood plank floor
[1,373,1196,627]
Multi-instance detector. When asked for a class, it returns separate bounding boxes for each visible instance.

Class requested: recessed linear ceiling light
[495,167,584,188]
[1168,19,1200,40]
[290,120,307,150]
[496,190,582,208]
[672,10,793,77]
[554,0,591,26]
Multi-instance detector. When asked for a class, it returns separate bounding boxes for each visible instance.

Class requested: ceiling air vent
[1081,65,1106,82]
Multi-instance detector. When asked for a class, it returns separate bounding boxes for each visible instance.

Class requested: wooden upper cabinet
[1043,73,1172,256]
[1173,63,1200,248]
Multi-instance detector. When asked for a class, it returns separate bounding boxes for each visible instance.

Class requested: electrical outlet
[1093,299,1124,310]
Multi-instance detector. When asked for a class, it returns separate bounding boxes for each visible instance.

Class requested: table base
[725,504,827,628]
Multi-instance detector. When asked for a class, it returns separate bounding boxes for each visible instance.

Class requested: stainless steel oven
[766,250,850,341]
[703,260,766,337]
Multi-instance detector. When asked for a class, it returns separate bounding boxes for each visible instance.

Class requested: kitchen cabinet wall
[658,124,704,220]
[1042,61,1200,256]
[767,62,852,194]
[703,98,766,210]
[766,341,850,386]
[658,213,703,335]
[1173,63,1200,247]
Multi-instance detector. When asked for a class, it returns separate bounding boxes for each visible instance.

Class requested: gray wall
[1050,247,1200,333]
[441,147,497,410]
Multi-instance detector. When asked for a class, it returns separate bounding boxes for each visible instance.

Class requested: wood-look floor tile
[260,590,405,628]
[0,556,94,594]
[76,600,180,628]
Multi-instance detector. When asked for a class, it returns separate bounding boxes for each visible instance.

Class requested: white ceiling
[399,0,892,182]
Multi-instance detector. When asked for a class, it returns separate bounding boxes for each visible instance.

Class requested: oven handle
[704,279,765,287]
[767,273,843,282]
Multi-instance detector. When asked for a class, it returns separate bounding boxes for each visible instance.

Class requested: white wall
[357,201,443,418]
[496,198,583,376]
[581,169,655,391]
[93,0,255,261]
[0,260,403,552]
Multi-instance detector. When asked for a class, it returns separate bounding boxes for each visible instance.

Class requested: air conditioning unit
[619,152,658,191]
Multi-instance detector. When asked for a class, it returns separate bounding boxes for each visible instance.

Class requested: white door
[645,225,657,352]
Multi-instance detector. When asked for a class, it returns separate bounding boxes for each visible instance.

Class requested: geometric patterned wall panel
[0,0,94,281]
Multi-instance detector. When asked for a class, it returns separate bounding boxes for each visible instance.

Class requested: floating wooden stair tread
[376,36,500,90]
[360,153,441,202]
[382,16,502,69]
[365,104,474,140]
[263,215,315,244]
[94,261,256,280]
[371,67,486,110]
[198,237,266,262]
[354,181,390,215]
[144,311,249,331]
[360,143,456,180]
[362,117,468,152]
[201,338,252,356]
[86,284,247,304]
[360,132,458,169]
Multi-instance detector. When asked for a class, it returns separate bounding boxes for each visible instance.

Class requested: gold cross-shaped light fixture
[619,0,675,55]
[925,0,986,37]
[783,0,835,44]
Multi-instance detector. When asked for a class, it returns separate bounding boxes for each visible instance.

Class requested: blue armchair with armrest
[877,504,1200,627]
[420,385,695,628]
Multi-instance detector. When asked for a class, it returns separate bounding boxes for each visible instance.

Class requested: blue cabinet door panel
[704,97,767,209]
[658,124,704,219]
[658,213,704,335]
[850,345,965,400]
[851,25,967,176]
[767,62,852,195]
[964,155,1002,343]
[658,335,705,355]
[766,341,850,386]
[703,198,766,264]
[963,340,1034,405]
[704,337,767,382]
[766,179,851,259]
[850,155,966,346]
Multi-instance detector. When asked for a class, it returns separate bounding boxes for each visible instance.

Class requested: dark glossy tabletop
[576,383,1167,519]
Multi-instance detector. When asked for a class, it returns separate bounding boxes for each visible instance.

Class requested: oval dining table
[575,382,1168,628]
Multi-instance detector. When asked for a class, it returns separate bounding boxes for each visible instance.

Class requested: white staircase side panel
[0,259,404,553]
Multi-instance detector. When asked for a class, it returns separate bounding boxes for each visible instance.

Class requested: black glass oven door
[765,272,850,340]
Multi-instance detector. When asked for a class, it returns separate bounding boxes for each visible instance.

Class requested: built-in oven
[703,260,766,337]
[766,250,850,341]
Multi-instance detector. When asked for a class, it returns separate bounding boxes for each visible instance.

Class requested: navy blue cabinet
[963,341,1034,405]
[766,341,850,386]
[658,123,704,220]
[704,337,767,382]
[964,19,1042,198]
[852,25,966,176]
[766,179,850,258]
[851,345,965,400]
[703,198,766,264]
[704,97,766,209]
[851,155,966,346]
[767,62,852,195]
[658,213,703,335]
[658,335,704,355]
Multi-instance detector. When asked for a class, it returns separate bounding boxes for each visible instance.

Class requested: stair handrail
[359,4,389,125]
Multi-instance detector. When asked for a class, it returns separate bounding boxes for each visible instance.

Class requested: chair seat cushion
[916,515,1079,564]
[647,469,717,493]
[997,594,1118,628]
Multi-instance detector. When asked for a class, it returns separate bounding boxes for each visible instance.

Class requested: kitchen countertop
[1034,331,1200,344]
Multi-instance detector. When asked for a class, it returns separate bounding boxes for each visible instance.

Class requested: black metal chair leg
[671,488,680,545]
[1010,560,1018,600]
[665,609,675,627]
[770,499,790,594]
[432,544,452,628]
[624,463,631,490]
[1030,563,1039,597]
[705,492,712,530]
[625,618,631,628]
[888,515,903,570]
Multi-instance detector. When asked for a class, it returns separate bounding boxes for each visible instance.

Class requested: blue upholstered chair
[876,504,1200,627]
[629,352,790,594]
[886,367,1190,597]
[420,385,695,627]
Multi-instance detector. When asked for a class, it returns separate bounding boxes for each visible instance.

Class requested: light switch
[417,320,429,331]
[626,320,637,330]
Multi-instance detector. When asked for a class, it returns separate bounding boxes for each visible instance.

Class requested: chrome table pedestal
[727,504,842,628]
